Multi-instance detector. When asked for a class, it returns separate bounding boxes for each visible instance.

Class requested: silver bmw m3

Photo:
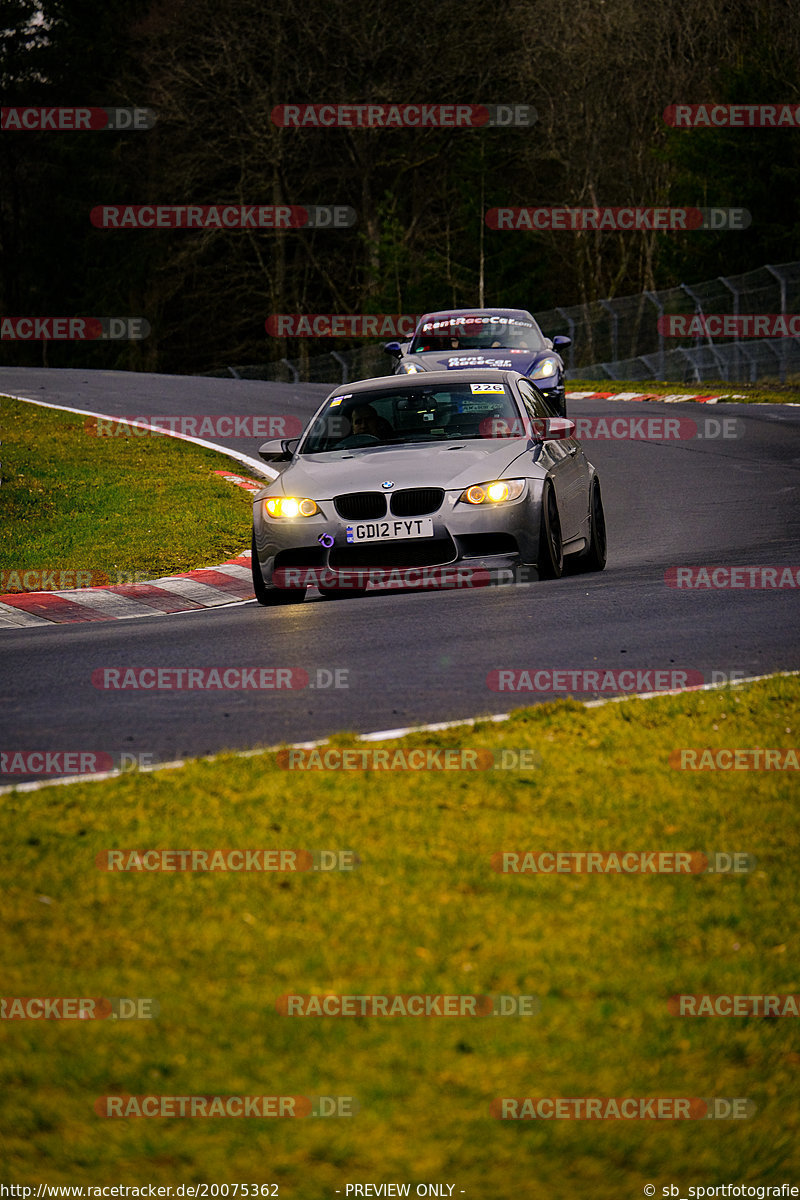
[251,370,606,604]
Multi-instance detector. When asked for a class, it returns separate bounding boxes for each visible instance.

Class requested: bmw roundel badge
[381,481,394,489]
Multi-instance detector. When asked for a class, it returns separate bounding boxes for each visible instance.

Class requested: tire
[250,531,307,605]
[578,479,607,572]
[537,482,563,579]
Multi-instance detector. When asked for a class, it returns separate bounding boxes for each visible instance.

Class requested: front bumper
[253,485,544,588]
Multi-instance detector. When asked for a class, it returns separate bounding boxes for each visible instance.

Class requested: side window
[517,379,556,422]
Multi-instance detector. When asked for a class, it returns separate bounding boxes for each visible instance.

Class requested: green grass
[1,396,255,585]
[568,379,800,405]
[2,676,799,1194]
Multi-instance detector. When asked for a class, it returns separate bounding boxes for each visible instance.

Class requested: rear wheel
[578,479,607,572]
[537,482,563,579]
[251,531,307,605]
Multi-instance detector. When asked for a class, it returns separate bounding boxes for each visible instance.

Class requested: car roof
[328,368,529,399]
[415,307,536,324]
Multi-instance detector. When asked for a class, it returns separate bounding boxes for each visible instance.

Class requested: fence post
[330,351,348,385]
[764,264,789,383]
[555,307,576,370]
[599,299,619,363]
[644,291,665,379]
[718,276,742,381]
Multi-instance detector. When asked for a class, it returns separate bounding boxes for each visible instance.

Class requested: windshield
[300,383,525,453]
[410,313,546,354]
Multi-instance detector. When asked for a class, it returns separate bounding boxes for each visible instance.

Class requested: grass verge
[1,396,255,585]
[2,675,799,1194]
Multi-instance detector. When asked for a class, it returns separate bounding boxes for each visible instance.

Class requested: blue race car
[384,308,571,415]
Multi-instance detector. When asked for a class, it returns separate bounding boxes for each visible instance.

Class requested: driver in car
[351,404,394,440]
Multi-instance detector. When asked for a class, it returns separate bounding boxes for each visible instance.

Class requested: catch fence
[205,262,800,386]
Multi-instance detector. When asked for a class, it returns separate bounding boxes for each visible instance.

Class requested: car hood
[274,441,535,499]
[408,348,542,373]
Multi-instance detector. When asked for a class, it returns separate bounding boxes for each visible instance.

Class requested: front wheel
[251,531,307,605]
[537,482,563,579]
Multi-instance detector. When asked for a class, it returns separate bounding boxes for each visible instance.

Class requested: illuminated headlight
[531,357,557,379]
[459,479,525,505]
[403,363,424,373]
[264,496,319,519]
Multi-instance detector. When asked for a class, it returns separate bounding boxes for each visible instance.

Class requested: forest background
[2,0,799,375]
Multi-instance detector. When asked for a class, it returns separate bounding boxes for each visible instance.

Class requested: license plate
[346,518,435,544]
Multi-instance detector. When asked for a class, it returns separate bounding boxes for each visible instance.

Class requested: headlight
[403,363,424,373]
[459,479,525,505]
[264,496,319,519]
[531,357,557,379]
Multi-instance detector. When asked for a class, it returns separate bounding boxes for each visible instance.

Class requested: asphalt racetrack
[2,367,799,781]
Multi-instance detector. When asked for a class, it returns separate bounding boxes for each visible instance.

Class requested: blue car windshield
[300,384,525,453]
[410,314,546,354]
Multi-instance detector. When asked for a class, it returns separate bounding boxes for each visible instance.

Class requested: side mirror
[552,335,571,351]
[384,341,403,358]
[530,417,575,442]
[258,437,299,464]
